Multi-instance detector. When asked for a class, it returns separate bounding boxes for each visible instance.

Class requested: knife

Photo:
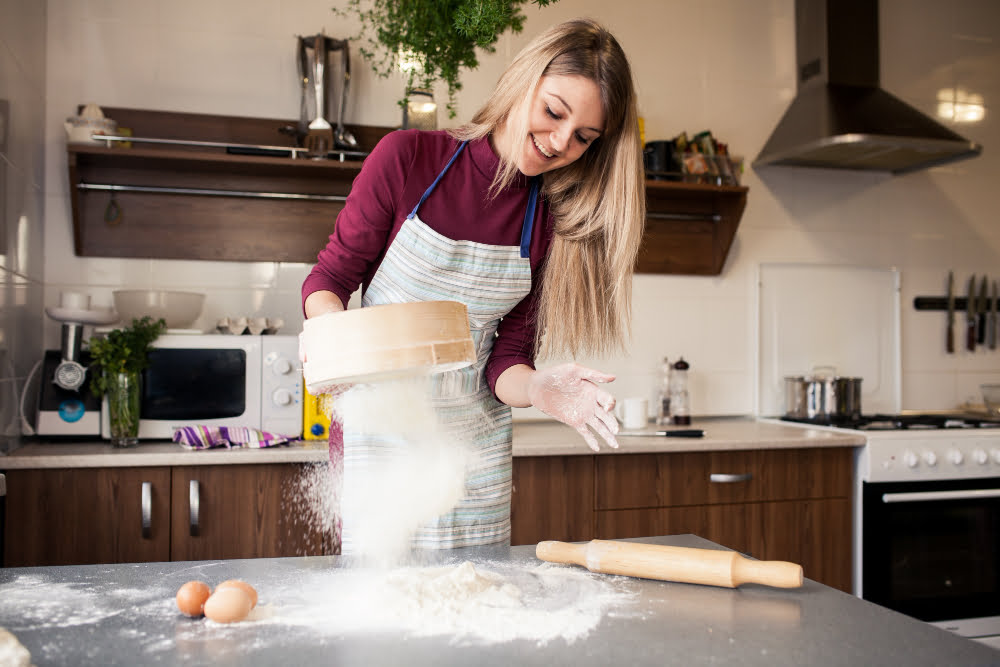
[622,429,705,438]
[990,280,998,350]
[978,276,989,345]
[966,275,977,351]
[946,270,955,353]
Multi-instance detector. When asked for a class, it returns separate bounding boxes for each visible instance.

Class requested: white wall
[42,0,1000,419]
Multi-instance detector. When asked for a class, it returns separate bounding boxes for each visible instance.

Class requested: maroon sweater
[301,130,554,395]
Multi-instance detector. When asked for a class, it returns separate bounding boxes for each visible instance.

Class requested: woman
[302,18,645,550]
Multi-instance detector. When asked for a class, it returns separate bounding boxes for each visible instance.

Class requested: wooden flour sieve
[302,301,476,394]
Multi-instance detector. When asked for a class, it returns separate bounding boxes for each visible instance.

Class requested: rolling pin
[536,539,803,589]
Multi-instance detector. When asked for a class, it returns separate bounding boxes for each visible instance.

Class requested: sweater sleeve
[301,130,417,311]
[484,284,540,395]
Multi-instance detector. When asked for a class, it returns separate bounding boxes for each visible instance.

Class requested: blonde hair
[451,18,645,359]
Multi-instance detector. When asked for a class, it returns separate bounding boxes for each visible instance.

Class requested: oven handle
[882,489,1000,503]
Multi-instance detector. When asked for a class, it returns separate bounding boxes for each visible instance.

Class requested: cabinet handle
[710,473,753,483]
[141,481,152,539]
[189,480,200,537]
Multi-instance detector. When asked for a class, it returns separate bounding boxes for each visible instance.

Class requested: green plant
[338,0,559,117]
[88,316,167,397]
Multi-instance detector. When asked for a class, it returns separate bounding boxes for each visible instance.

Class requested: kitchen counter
[0,534,993,666]
[0,418,864,469]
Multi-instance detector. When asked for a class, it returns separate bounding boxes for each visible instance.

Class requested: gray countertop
[0,534,994,666]
[0,418,864,469]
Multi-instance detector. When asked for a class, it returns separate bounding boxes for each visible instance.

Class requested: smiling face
[502,74,605,177]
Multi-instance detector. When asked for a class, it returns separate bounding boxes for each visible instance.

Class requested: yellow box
[302,388,332,440]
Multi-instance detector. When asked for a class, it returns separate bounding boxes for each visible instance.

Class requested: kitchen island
[0,534,993,666]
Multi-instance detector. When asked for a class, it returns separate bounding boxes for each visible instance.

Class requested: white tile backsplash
[29,0,1000,416]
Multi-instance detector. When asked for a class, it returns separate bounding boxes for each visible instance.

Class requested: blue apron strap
[519,177,540,259]
[408,141,468,219]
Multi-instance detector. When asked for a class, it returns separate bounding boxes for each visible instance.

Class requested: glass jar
[107,370,141,448]
[655,357,672,426]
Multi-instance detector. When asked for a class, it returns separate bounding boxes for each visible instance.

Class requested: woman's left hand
[527,362,619,451]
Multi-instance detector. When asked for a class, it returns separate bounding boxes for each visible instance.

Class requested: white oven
[854,421,1000,649]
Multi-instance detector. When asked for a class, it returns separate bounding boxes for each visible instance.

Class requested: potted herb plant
[339,0,559,117]
[88,316,166,447]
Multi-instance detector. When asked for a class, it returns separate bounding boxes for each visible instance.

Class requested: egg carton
[216,317,284,335]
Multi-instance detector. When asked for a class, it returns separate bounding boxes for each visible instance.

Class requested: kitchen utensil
[536,539,803,589]
[332,40,357,149]
[977,276,988,345]
[990,281,997,350]
[966,275,977,352]
[783,366,862,420]
[620,429,705,437]
[113,290,205,329]
[946,270,955,353]
[301,300,476,393]
[304,35,333,158]
[982,384,1000,417]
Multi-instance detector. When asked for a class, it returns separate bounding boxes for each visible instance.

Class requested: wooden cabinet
[511,447,853,592]
[3,467,171,566]
[3,463,336,567]
[68,107,747,275]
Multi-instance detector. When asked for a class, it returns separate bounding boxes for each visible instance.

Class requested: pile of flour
[253,559,639,645]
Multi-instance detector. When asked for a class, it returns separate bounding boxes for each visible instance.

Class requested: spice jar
[669,358,691,426]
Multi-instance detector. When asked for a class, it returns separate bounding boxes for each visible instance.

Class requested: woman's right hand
[526,362,619,451]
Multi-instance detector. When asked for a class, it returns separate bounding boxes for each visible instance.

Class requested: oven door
[862,477,1000,640]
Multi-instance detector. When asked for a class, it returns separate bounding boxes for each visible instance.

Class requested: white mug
[616,397,649,430]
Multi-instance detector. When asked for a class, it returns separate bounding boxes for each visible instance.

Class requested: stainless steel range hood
[754,0,982,175]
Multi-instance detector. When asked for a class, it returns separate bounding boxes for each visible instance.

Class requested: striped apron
[341,141,538,550]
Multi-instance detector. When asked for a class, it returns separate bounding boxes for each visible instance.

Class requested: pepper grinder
[669,357,691,426]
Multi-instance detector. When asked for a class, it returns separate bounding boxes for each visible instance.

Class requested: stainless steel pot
[784,368,862,419]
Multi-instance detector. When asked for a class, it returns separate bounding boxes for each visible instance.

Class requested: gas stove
[780,413,1000,484]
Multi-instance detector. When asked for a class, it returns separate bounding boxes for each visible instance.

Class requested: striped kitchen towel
[172,425,290,450]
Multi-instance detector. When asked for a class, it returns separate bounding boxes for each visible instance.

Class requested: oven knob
[272,388,294,406]
[992,449,1000,465]
[903,450,918,468]
[972,448,988,465]
[921,451,938,466]
[272,357,294,375]
[947,449,964,465]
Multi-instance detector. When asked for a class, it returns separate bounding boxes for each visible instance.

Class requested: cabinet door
[170,463,336,561]
[4,467,171,566]
[511,456,595,546]
[595,498,852,592]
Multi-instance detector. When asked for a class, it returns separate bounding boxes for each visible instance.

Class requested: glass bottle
[669,357,691,426]
[655,357,672,426]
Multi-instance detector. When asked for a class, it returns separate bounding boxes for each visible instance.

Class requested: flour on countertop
[252,560,639,645]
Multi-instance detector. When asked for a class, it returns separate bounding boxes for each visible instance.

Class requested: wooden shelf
[67,107,747,272]
[639,179,748,275]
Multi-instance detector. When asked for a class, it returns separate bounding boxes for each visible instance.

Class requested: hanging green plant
[337,0,559,117]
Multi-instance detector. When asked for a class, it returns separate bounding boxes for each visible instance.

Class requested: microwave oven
[98,334,303,440]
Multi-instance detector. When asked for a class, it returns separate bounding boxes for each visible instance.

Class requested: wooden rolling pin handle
[731,553,803,589]
[536,541,589,568]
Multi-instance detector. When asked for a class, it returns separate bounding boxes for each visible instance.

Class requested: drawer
[595,447,852,510]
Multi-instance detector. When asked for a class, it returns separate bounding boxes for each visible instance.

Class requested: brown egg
[203,587,253,624]
[214,579,258,609]
[175,580,211,617]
